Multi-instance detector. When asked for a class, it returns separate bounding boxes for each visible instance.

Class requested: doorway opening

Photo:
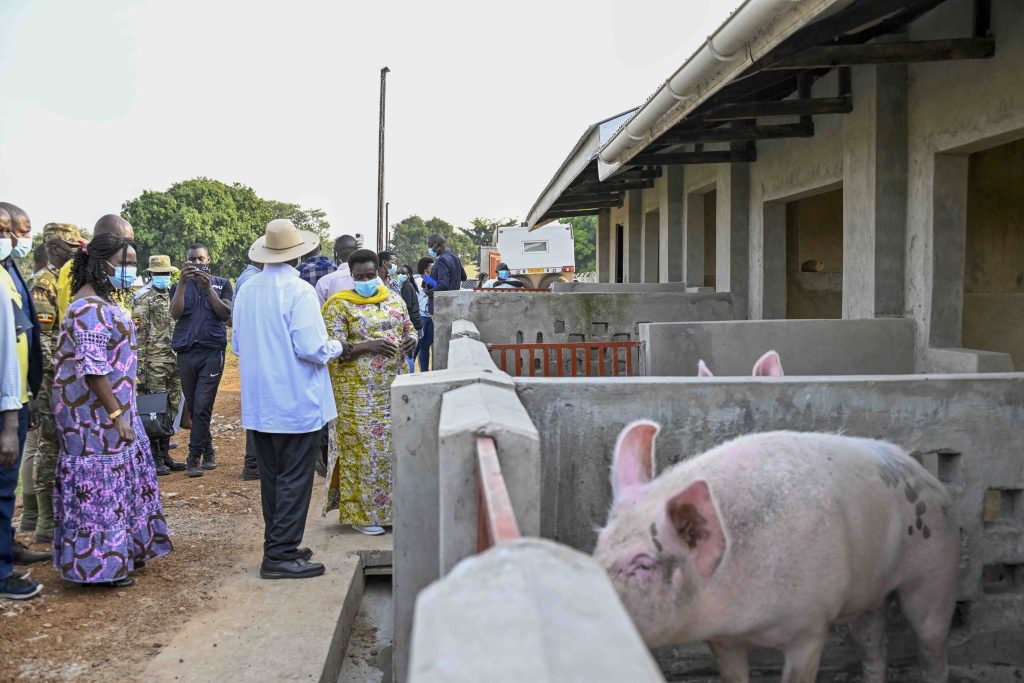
[644,209,660,283]
[963,138,1024,370]
[614,224,624,284]
[703,190,717,289]
[785,188,844,319]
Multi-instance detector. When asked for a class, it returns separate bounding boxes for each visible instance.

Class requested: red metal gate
[487,341,643,377]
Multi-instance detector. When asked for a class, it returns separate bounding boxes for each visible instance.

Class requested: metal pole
[377,66,390,250]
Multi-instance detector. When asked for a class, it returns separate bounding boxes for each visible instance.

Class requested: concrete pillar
[624,190,643,283]
[660,166,684,282]
[843,63,908,318]
[410,539,666,683]
[596,210,611,283]
[438,383,541,574]
[684,190,705,287]
[392,368,518,683]
[929,153,969,347]
[642,208,660,283]
[759,202,787,319]
[718,157,751,318]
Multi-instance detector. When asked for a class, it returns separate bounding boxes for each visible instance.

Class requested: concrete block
[640,318,915,376]
[409,538,665,683]
[446,337,500,372]
[392,368,515,683]
[450,318,480,340]
[437,382,540,574]
[924,347,1014,374]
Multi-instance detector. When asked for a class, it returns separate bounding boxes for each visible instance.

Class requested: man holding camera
[170,243,233,478]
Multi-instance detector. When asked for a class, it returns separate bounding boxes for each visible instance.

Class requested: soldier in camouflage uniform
[133,255,185,475]
[31,223,81,544]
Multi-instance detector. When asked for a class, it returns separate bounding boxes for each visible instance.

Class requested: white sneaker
[352,525,385,536]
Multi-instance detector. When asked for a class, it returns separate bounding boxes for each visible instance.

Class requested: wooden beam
[557,191,623,202]
[565,167,660,191]
[551,197,624,210]
[658,123,813,145]
[542,208,608,219]
[765,38,995,70]
[704,96,852,121]
[628,149,757,166]
[566,179,655,195]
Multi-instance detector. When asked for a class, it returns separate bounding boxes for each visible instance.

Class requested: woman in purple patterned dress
[51,233,172,587]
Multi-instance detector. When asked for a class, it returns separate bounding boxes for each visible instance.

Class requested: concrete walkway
[144,488,392,682]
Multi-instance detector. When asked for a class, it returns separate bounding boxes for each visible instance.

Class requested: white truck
[489,223,576,289]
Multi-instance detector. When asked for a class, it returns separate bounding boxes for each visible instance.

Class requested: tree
[557,215,597,273]
[464,217,518,248]
[121,178,330,278]
[389,214,477,267]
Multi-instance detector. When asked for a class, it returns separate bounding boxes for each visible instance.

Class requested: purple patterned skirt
[52,434,173,583]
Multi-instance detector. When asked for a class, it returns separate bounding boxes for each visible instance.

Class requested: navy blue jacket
[170,276,233,352]
[428,250,466,315]
[4,259,42,397]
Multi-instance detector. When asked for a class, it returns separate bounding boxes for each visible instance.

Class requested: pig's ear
[697,360,714,377]
[752,350,784,377]
[612,421,660,500]
[665,480,725,578]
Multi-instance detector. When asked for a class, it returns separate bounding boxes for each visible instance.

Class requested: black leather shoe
[153,451,170,476]
[241,467,259,481]
[186,456,204,478]
[259,558,325,580]
[297,547,313,561]
[163,454,187,471]
[13,542,51,565]
[201,448,217,471]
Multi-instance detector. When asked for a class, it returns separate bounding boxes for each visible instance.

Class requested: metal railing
[487,341,644,377]
[475,436,521,553]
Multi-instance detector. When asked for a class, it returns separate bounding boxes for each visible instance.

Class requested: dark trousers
[177,347,225,459]
[1,405,29,580]
[252,429,318,562]
[416,317,434,372]
[244,430,258,472]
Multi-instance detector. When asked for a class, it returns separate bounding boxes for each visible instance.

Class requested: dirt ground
[0,353,265,682]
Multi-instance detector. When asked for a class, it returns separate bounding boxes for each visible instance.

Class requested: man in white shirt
[314,234,357,305]
[233,219,348,580]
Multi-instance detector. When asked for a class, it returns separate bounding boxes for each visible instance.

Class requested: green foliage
[558,215,597,273]
[121,177,330,278]
[464,216,518,248]
[388,215,476,267]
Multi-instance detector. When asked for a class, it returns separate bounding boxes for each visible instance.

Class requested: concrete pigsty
[593,422,960,682]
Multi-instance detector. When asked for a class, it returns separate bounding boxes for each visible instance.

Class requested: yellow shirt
[0,268,29,404]
[56,259,73,324]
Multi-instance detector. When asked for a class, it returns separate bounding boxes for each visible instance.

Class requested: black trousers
[177,346,225,459]
[252,429,318,562]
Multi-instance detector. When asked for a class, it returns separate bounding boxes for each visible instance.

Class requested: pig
[698,350,783,377]
[593,422,959,683]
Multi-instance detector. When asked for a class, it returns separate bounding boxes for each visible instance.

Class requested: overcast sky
[0,0,732,250]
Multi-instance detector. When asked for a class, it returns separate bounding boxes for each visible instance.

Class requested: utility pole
[377,66,390,250]
[385,202,390,249]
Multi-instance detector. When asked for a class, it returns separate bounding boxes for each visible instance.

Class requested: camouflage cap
[146,254,179,274]
[42,222,82,243]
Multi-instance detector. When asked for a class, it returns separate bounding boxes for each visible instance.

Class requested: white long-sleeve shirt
[232,262,344,434]
[0,283,22,412]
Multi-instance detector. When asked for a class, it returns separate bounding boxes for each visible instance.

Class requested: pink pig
[593,423,959,682]
[698,350,783,377]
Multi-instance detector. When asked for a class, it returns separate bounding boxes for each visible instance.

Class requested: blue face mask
[107,262,137,290]
[396,273,409,285]
[12,237,33,259]
[354,278,380,298]
[0,239,11,261]
[152,275,171,289]
[388,264,398,278]
[427,247,438,259]
[498,270,510,279]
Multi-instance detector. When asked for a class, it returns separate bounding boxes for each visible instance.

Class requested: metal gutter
[526,108,637,229]
[597,0,849,179]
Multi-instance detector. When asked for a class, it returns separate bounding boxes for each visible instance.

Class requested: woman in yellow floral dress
[322,250,417,535]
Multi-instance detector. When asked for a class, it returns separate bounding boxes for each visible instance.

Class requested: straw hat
[249,219,321,264]
[145,254,179,274]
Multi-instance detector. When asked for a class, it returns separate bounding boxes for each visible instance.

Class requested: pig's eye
[626,555,656,576]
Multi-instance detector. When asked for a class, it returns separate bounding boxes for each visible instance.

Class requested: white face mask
[12,236,33,259]
[0,239,11,261]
